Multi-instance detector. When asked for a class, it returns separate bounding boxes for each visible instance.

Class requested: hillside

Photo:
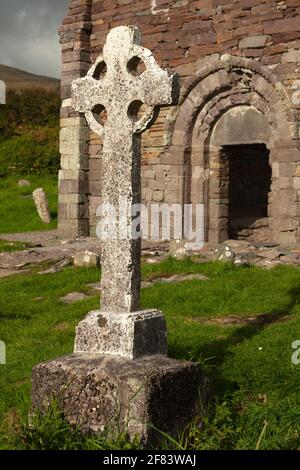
[0,64,59,91]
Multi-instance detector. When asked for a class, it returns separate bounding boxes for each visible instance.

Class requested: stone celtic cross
[32,26,204,441]
[72,26,174,358]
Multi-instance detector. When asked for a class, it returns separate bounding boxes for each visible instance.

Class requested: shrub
[0,89,60,140]
[0,88,60,175]
[0,128,59,175]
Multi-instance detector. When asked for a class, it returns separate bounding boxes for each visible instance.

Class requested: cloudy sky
[0,0,69,78]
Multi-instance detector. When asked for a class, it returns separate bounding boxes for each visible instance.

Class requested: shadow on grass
[170,283,300,395]
[50,210,57,220]
[0,313,31,320]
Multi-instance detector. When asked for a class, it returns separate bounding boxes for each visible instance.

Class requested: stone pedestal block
[32,353,207,443]
[74,310,168,360]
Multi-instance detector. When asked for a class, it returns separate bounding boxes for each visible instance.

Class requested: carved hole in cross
[93,61,107,80]
[91,104,107,127]
[127,56,146,77]
[127,100,147,122]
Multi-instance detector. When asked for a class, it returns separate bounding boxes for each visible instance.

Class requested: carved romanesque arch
[169,55,300,244]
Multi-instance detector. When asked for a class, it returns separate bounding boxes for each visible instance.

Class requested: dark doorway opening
[223,144,271,240]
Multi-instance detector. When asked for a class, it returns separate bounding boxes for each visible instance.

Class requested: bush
[0,89,60,140]
[0,89,60,175]
[0,129,59,175]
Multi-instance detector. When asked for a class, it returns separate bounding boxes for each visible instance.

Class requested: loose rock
[169,240,188,260]
[18,179,30,187]
[60,292,88,304]
[213,245,235,263]
[73,250,100,268]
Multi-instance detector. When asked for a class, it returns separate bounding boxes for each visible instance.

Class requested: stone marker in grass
[32,188,51,224]
[31,26,207,443]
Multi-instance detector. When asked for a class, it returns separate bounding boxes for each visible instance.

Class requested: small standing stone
[32,188,51,224]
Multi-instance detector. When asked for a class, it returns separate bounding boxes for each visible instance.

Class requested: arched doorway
[209,106,272,242]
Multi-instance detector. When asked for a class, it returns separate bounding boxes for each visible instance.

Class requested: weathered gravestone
[32,188,51,224]
[31,26,206,442]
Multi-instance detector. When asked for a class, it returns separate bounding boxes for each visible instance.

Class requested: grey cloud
[0,0,69,77]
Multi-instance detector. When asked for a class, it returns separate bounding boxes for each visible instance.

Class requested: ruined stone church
[58,0,300,245]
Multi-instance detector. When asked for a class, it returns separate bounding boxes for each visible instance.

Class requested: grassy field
[0,258,300,449]
[0,174,57,233]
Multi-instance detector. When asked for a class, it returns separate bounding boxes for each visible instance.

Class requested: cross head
[72,26,174,313]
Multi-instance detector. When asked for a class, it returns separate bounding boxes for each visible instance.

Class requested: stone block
[60,117,87,128]
[59,169,82,181]
[60,154,89,171]
[89,158,102,171]
[166,175,184,191]
[59,203,89,220]
[152,190,164,202]
[59,178,89,194]
[59,140,88,155]
[209,203,229,219]
[169,239,188,260]
[58,193,88,204]
[239,35,270,49]
[149,179,165,191]
[58,219,89,239]
[213,244,235,263]
[282,50,300,63]
[73,250,100,268]
[60,126,90,142]
[293,177,300,190]
[32,353,207,443]
[142,187,153,201]
[164,190,181,203]
[89,180,102,195]
[74,310,168,360]
[276,230,297,245]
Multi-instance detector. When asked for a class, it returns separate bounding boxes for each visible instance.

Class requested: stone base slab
[74,310,168,359]
[32,353,208,443]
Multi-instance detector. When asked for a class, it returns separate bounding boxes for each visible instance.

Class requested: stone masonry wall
[59,0,300,244]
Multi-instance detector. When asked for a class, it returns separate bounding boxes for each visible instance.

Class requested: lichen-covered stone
[18,179,30,187]
[72,26,174,313]
[73,250,100,267]
[32,353,208,443]
[74,310,168,359]
[169,239,188,260]
[213,245,235,263]
[32,188,51,224]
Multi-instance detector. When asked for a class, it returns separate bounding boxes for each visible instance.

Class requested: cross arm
[131,45,174,107]
[72,74,107,137]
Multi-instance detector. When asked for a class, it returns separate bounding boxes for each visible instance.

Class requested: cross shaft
[72,26,173,312]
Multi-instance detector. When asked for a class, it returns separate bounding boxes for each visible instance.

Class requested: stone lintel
[74,310,168,359]
[32,353,207,443]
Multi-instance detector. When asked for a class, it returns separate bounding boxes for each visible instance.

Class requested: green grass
[0,174,57,233]
[1,259,300,449]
